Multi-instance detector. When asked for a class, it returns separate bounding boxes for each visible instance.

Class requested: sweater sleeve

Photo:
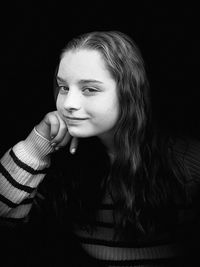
[0,128,54,219]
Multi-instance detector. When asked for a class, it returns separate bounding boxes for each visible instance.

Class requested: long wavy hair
[49,31,189,238]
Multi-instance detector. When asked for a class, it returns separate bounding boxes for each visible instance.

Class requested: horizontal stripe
[74,223,116,241]
[81,242,177,262]
[95,221,114,228]
[74,224,173,249]
[96,208,114,223]
[0,193,33,208]
[0,162,35,193]
[9,149,48,174]
[99,203,114,210]
[78,236,173,248]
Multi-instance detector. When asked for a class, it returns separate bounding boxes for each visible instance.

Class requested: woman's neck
[97,133,116,162]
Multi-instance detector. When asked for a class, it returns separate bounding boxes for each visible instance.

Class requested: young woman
[0,31,200,266]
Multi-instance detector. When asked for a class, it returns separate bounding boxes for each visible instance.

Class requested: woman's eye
[58,86,69,93]
[83,87,98,95]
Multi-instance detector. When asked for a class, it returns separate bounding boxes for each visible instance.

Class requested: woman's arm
[0,128,54,219]
[0,110,77,221]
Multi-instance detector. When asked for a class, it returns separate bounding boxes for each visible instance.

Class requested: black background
[1,3,200,266]
[1,2,200,154]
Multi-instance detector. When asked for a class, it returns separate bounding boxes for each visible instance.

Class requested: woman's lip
[65,116,88,125]
[65,116,88,120]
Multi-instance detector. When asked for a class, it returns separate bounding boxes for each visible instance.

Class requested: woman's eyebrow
[78,79,103,85]
[56,77,103,84]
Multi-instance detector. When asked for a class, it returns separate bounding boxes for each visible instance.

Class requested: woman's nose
[63,88,81,111]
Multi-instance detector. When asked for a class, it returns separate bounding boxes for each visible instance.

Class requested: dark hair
[51,31,189,238]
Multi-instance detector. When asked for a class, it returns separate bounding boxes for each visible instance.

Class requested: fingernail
[70,148,76,154]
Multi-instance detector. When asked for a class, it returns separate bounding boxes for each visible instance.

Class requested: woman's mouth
[66,116,87,120]
[65,116,88,124]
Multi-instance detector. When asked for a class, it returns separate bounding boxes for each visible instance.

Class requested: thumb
[69,137,78,154]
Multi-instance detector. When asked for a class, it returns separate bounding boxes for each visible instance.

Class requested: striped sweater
[0,128,200,266]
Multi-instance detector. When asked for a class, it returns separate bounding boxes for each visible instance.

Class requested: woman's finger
[47,113,60,139]
[56,131,71,148]
[51,113,67,144]
[69,137,78,154]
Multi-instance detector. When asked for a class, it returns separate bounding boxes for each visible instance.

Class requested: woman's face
[56,49,119,144]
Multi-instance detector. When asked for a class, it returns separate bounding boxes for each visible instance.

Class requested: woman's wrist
[12,128,54,170]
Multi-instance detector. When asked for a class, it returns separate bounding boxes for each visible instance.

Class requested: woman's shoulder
[170,135,200,199]
[171,135,200,176]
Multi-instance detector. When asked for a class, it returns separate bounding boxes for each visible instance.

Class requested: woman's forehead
[57,49,113,83]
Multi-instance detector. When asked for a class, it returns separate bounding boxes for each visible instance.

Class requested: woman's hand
[35,111,78,154]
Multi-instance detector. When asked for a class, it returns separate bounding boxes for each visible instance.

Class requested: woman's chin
[68,130,93,138]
